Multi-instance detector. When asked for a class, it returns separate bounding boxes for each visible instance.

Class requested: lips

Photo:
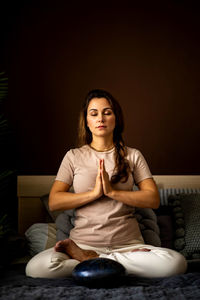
[97,126,106,129]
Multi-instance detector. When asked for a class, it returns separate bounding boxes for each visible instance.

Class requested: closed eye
[104,111,112,115]
[90,109,113,116]
[89,107,113,117]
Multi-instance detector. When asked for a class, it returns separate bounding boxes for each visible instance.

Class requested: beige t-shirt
[55,145,153,247]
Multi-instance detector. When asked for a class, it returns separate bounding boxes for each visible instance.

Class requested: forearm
[49,190,97,211]
[107,189,160,209]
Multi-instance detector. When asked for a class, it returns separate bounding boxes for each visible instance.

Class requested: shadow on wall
[1,1,200,175]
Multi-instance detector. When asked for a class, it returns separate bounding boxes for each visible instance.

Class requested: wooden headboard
[17,175,200,235]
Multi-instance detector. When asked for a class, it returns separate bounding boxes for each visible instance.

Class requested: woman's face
[86,97,116,138]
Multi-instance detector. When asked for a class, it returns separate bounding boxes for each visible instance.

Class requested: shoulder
[126,146,143,158]
[64,145,90,157]
[60,145,89,167]
[126,147,149,166]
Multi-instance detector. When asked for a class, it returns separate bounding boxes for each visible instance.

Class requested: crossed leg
[26,240,187,278]
[54,238,99,262]
[54,238,152,262]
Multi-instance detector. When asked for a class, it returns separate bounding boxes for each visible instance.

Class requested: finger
[99,159,103,177]
[98,159,102,168]
[97,160,101,177]
[102,160,106,178]
[101,159,105,171]
[100,159,103,171]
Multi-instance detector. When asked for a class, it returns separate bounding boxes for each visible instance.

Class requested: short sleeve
[133,150,152,184]
[55,150,74,185]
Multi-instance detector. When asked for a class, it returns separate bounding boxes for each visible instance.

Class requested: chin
[94,132,113,138]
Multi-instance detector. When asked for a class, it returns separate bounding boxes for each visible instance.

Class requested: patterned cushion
[168,193,200,259]
[159,189,200,206]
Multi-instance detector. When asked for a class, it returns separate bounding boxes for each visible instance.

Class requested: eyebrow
[89,107,113,112]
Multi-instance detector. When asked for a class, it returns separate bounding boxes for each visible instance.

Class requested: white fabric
[26,243,187,279]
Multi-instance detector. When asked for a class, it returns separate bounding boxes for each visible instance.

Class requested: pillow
[154,189,200,249]
[135,208,161,247]
[157,215,174,249]
[168,193,200,259]
[25,223,57,256]
[56,209,75,241]
[40,187,74,221]
[159,188,200,206]
[41,194,64,222]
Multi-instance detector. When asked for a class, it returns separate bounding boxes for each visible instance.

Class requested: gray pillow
[135,208,161,247]
[159,188,200,206]
[41,194,63,222]
[56,209,75,241]
[168,193,200,259]
[40,187,74,221]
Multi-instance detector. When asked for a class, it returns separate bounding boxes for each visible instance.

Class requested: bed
[0,175,200,299]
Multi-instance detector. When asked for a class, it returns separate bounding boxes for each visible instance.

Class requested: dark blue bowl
[72,258,126,287]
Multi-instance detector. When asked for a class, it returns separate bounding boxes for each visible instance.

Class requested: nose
[98,113,104,123]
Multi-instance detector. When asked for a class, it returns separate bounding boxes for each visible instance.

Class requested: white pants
[26,243,187,279]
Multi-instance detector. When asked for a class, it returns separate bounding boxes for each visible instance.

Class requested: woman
[26,89,187,278]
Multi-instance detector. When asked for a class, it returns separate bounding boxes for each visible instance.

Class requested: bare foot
[54,238,99,262]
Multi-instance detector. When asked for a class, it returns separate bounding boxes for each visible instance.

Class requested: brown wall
[1,1,200,175]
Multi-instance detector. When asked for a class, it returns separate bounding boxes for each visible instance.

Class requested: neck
[90,137,114,152]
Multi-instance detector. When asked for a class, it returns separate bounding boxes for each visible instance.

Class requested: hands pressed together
[93,159,113,199]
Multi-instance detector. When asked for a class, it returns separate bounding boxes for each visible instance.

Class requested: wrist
[106,189,115,198]
[90,189,102,201]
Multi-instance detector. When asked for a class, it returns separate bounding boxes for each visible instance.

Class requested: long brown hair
[77,89,130,183]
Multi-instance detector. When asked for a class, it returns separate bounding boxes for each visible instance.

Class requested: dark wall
[1,1,200,175]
